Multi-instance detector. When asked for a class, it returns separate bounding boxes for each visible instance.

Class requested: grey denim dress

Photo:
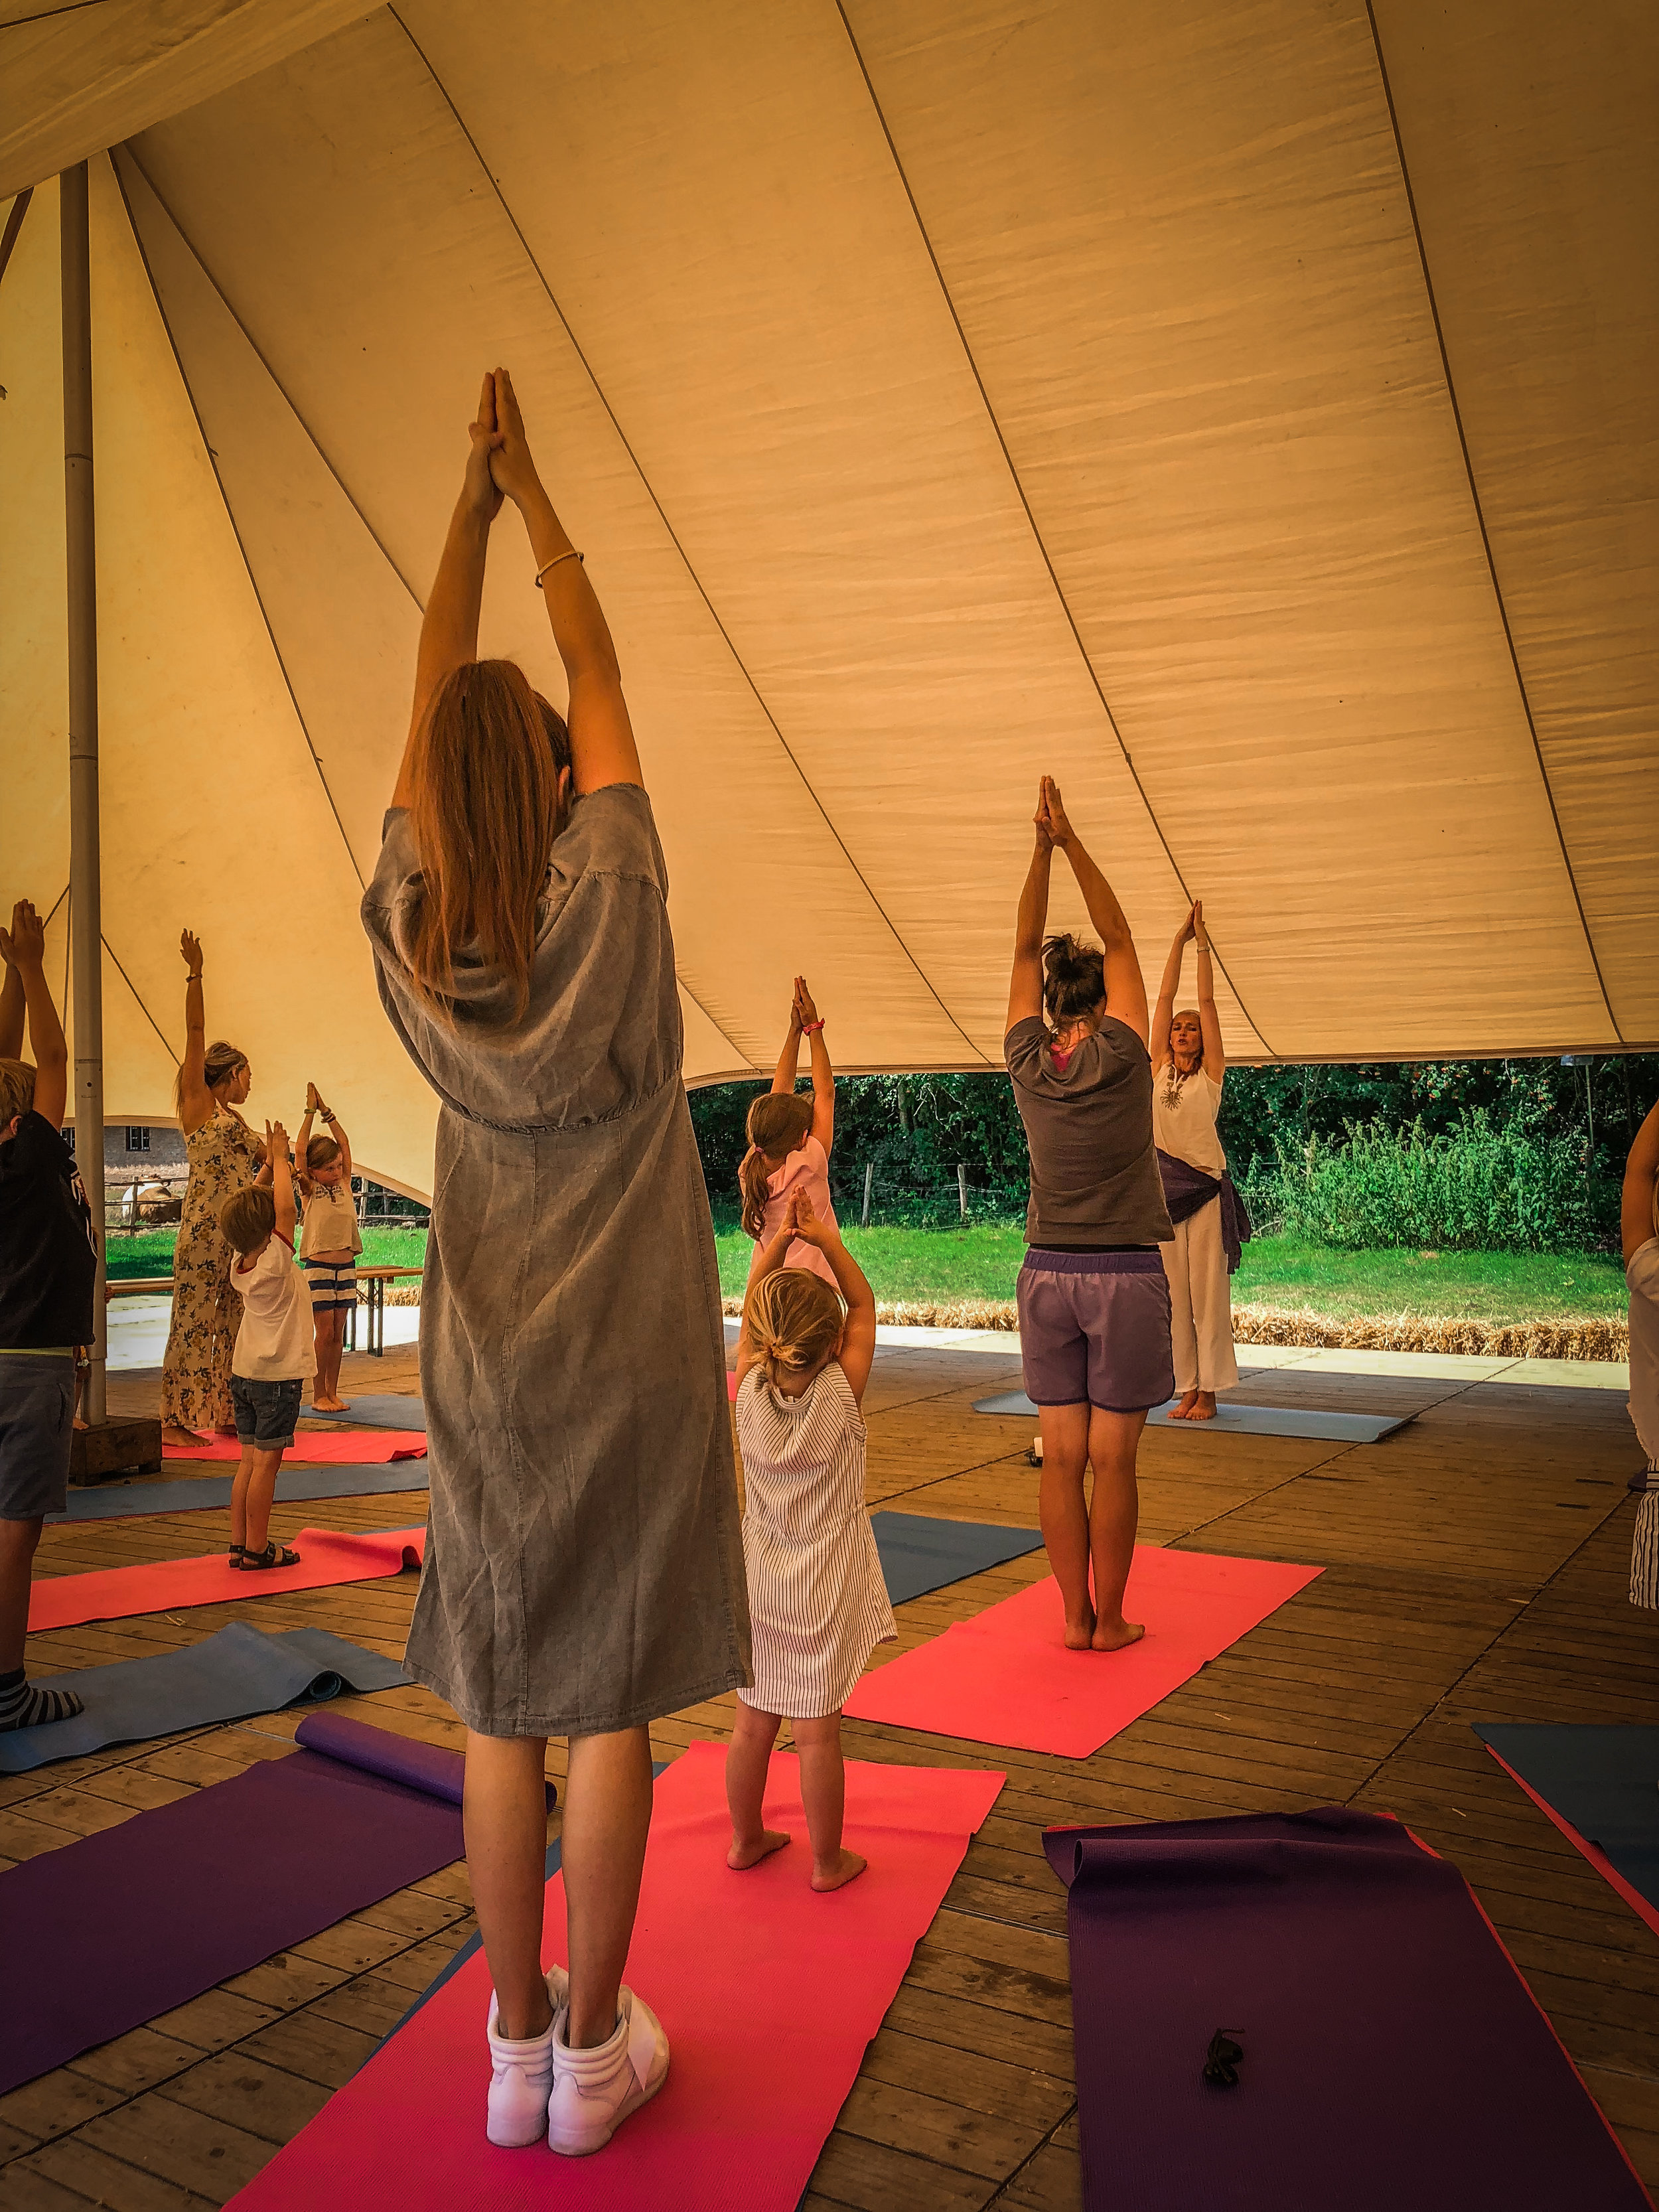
[361,784,751,1737]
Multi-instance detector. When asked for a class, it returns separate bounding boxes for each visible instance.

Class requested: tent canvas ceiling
[1,0,1654,1201]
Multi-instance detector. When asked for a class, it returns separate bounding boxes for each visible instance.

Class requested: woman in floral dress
[159,931,263,1445]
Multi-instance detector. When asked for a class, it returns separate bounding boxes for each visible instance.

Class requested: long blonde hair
[743,1266,843,1393]
[174,1040,247,1118]
[406,659,572,1025]
[740,1091,814,1236]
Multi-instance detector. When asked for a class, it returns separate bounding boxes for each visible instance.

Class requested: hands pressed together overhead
[1,899,44,970]
[463,368,546,522]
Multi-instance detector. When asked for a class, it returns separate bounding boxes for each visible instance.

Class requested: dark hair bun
[1042,933,1106,1024]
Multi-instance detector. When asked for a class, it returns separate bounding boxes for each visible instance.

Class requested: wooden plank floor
[2,1342,1654,2208]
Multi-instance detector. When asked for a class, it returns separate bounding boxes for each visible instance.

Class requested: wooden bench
[104,1264,423,1357]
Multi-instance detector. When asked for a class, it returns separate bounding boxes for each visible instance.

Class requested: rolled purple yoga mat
[0,1720,470,2098]
[1044,1806,1648,2211]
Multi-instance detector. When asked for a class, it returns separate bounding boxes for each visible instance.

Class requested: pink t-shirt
[758,1134,840,1288]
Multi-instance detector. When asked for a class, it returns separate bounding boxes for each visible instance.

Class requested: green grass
[109,1217,1625,1324]
[104,1224,429,1280]
[714,1223,1624,1322]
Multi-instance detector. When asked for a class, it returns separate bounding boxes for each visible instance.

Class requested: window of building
[126,1127,151,1153]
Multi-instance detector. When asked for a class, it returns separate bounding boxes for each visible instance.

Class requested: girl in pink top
[740,978,839,1291]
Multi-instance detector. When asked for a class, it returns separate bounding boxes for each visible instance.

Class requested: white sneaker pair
[486,1968,670,2156]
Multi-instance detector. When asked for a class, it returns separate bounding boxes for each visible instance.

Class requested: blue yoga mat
[973,1389,1411,1444]
[2,1621,408,1773]
[1475,1724,1659,1919]
[50,1458,431,1523]
[870,1512,1044,1606]
[315,1395,428,1432]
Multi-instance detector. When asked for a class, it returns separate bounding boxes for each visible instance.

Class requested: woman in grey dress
[362,370,749,2157]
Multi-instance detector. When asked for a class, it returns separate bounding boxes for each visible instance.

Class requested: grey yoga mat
[50,1457,431,1522]
[871,1512,1045,1605]
[0,1620,409,1773]
[319,1395,428,1432]
[972,1390,1413,1444]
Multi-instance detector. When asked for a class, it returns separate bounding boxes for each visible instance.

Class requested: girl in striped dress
[727,1191,895,1891]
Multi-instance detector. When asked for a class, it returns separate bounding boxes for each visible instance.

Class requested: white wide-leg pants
[1159,1198,1239,1394]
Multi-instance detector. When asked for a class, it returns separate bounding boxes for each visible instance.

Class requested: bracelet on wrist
[802,1019,825,1035]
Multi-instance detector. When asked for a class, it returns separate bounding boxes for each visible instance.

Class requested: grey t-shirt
[1005,1015,1174,1248]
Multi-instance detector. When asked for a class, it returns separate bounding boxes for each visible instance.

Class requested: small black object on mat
[1202,2028,1244,2087]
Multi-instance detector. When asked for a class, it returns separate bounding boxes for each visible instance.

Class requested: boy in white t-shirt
[220,1121,313,1574]
[1623,1097,1659,1609]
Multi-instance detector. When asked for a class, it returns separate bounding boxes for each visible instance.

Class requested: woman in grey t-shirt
[1005,778,1173,1655]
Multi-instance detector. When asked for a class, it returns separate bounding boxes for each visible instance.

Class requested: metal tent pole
[61,160,108,1425]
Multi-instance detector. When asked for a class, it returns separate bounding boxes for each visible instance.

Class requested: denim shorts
[231,1374,303,1451]
[1017,1249,1175,1414]
[0,1353,75,1519]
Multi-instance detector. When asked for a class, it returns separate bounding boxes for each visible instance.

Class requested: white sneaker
[484,1967,571,2147]
[545,1984,670,2156]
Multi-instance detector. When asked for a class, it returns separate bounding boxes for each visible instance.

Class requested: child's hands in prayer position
[0,899,43,968]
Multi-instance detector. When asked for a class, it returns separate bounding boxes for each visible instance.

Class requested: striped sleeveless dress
[734,1363,897,1718]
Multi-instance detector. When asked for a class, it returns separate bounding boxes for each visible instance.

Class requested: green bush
[1244,1110,1601,1253]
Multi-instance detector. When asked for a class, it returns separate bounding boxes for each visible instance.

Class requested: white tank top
[1153,1067,1226,1174]
[300,1181,363,1256]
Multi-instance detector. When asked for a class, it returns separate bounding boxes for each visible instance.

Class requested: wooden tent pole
[61,159,108,1425]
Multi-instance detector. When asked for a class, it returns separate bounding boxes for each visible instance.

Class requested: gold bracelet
[534,550,584,588]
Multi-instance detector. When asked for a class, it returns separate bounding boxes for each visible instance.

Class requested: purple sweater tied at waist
[1155,1149,1252,1275]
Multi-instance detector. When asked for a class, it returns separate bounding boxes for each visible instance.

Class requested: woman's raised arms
[1043,778,1149,1045]
[175,930,214,1136]
[1151,907,1194,1072]
[1192,901,1225,1080]
[1007,782,1054,1035]
[490,369,643,796]
[392,374,502,811]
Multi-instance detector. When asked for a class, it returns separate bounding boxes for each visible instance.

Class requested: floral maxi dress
[159,1110,262,1430]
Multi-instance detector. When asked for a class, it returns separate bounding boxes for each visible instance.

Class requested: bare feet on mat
[312,1395,350,1413]
[1090,1618,1146,1653]
[1063,1607,1097,1651]
[812,1849,867,1893]
[161,1424,206,1448]
[1170,1389,1202,1420]
[728,1828,791,1872]
[1185,1392,1218,1422]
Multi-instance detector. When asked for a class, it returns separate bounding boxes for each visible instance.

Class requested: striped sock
[0,1669,84,1732]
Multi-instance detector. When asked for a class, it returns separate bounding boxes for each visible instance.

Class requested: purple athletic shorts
[1017,1248,1175,1413]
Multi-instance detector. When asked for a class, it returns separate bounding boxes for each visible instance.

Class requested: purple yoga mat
[1043,1807,1649,2212]
[0,1720,467,2097]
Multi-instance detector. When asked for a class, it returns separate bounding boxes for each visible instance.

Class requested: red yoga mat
[229,1739,1003,2211]
[163,1432,427,1463]
[29,1526,426,1633]
[843,1544,1323,1755]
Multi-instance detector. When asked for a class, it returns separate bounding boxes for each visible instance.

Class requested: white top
[230,1238,316,1380]
[1628,1236,1659,1464]
[300,1181,362,1257]
[1153,1065,1227,1173]
[735,1361,896,1719]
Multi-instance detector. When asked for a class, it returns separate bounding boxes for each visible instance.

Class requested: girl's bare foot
[312,1395,350,1413]
[728,1828,790,1871]
[161,1423,206,1448]
[1063,1607,1097,1651]
[1170,1388,1201,1420]
[1187,1392,1218,1421]
[811,1849,867,1893]
[1090,1618,1146,1653]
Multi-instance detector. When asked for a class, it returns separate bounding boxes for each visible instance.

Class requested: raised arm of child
[0,901,67,1128]
[491,367,644,797]
[734,1203,804,1390]
[0,907,25,1061]
[1623,1097,1659,1266]
[267,1121,297,1245]
[768,1000,804,1098]
[1006,784,1054,1035]
[294,1084,321,1197]
[794,976,835,1155]
[789,1194,876,1406]
[1042,776,1149,1045]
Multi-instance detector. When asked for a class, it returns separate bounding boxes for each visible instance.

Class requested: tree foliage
[688,1053,1657,1249]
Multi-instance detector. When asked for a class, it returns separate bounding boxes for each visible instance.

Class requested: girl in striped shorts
[294,1083,362,1414]
[727,1190,895,1892]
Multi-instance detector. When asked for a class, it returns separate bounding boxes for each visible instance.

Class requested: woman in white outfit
[1151,903,1238,1421]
